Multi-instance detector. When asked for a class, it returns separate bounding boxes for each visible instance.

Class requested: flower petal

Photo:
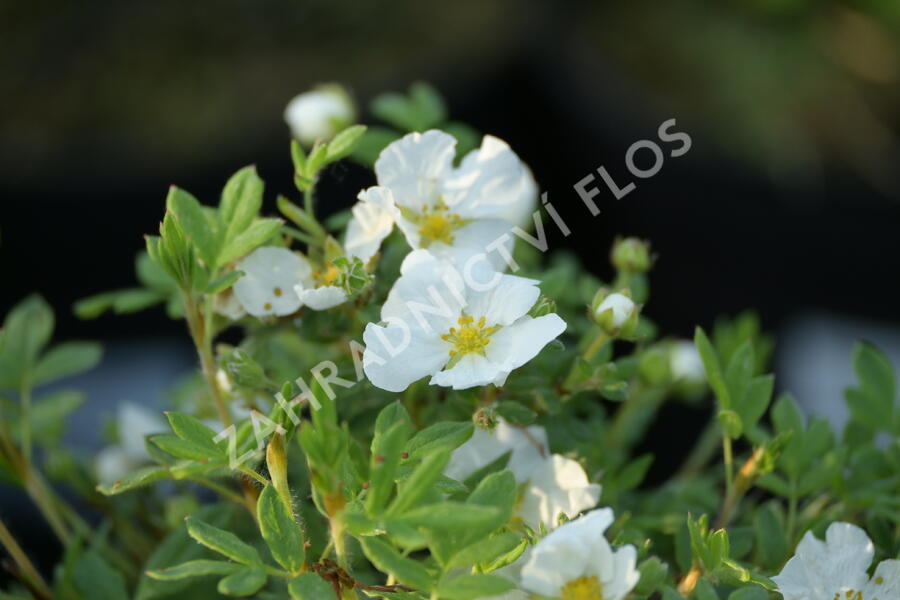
[345,186,395,262]
[362,322,449,393]
[486,314,567,373]
[296,285,348,310]
[465,273,541,327]
[429,353,504,390]
[375,130,456,210]
[233,247,311,317]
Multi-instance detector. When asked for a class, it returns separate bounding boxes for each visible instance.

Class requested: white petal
[233,247,311,317]
[429,353,504,390]
[864,560,900,600]
[670,341,705,382]
[519,455,600,531]
[297,285,348,310]
[595,293,635,327]
[465,273,541,327]
[362,322,449,393]
[375,130,456,210]
[604,544,640,600]
[381,251,464,333]
[345,186,395,262]
[486,314,567,373]
[444,418,548,483]
[118,403,166,460]
[520,535,591,597]
[443,135,538,225]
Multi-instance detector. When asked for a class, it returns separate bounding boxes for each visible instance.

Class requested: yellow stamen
[414,201,464,247]
[273,287,282,297]
[313,264,341,287]
[440,315,499,361]
[561,576,603,600]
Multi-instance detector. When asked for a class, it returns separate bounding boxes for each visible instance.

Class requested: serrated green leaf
[167,186,218,266]
[219,166,265,246]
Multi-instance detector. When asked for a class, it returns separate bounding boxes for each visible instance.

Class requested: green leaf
[771,394,804,435]
[634,557,668,596]
[495,402,537,426]
[167,186,218,266]
[219,166,265,246]
[289,573,337,600]
[753,504,787,569]
[360,538,433,591]
[728,585,768,600]
[257,485,305,573]
[404,422,473,461]
[436,574,513,600]
[72,551,129,600]
[30,389,84,444]
[386,449,450,517]
[166,412,223,454]
[695,327,730,409]
[112,289,167,314]
[217,567,267,597]
[73,292,118,320]
[447,532,523,570]
[206,270,244,294]
[0,295,54,387]
[32,341,102,385]
[97,465,171,496]
[367,419,411,516]
[217,218,282,267]
[393,502,501,531]
[326,125,367,161]
[185,516,262,565]
[717,410,743,439]
[845,341,896,433]
[735,375,774,433]
[147,559,242,581]
[151,434,221,461]
[351,126,401,167]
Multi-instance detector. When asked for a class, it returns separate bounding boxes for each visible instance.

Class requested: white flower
[594,293,635,328]
[362,251,566,392]
[95,403,166,485]
[773,521,900,600]
[520,508,639,600]
[233,246,353,315]
[374,130,536,268]
[519,454,601,532]
[213,288,246,321]
[233,247,310,317]
[284,84,355,146]
[445,417,548,483]
[670,341,705,383]
[344,186,395,263]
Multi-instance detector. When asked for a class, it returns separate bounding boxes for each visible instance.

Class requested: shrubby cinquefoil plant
[0,82,898,600]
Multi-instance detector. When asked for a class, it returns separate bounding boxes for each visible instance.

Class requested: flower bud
[473,407,498,432]
[638,346,672,385]
[669,341,705,384]
[528,294,557,318]
[610,237,651,273]
[284,84,356,146]
[591,289,639,337]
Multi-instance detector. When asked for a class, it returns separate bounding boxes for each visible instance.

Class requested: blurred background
[2,0,900,573]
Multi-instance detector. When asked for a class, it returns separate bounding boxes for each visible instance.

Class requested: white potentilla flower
[213,288,246,321]
[518,454,602,532]
[773,521,900,600]
[445,417,548,483]
[520,508,639,600]
[362,251,566,392]
[233,247,310,317]
[374,130,534,269]
[344,186,395,262]
[96,403,166,485]
[295,284,348,311]
[284,84,355,146]
[670,341,705,383]
[594,293,635,328]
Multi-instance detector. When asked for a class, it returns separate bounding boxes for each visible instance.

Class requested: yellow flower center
[313,264,340,287]
[416,203,464,247]
[835,590,870,600]
[441,316,499,362]
[562,576,603,600]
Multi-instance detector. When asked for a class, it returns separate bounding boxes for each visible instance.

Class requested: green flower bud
[528,294,557,318]
[473,407,498,432]
[611,237,652,273]
[639,346,672,385]
[591,289,640,338]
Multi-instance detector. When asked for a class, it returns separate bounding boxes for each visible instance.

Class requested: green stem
[183,292,231,428]
[19,381,32,466]
[0,517,52,599]
[582,331,608,362]
[787,476,798,541]
[722,435,734,498]
[304,186,315,219]
[238,465,269,487]
[331,517,348,570]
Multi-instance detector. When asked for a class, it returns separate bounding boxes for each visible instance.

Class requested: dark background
[2,0,900,574]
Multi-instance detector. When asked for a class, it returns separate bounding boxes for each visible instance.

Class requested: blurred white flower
[95,403,166,485]
[344,186,395,263]
[233,247,309,317]
[773,521,900,600]
[233,246,353,315]
[362,251,565,392]
[284,84,355,146]
[670,341,705,383]
[519,454,601,532]
[445,417,548,483]
[374,130,536,268]
[520,508,639,600]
